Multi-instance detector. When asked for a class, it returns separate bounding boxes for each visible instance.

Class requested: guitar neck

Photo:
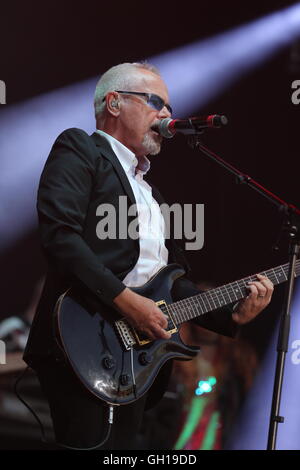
[168,260,300,326]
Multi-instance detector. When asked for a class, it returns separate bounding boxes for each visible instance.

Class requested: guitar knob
[102,356,115,370]
[139,352,153,365]
[119,374,130,386]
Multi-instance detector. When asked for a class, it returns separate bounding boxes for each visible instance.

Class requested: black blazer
[24,128,237,370]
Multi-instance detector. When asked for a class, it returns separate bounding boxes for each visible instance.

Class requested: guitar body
[55,257,298,405]
[54,264,200,405]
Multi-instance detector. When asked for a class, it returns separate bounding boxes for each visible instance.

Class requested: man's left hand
[232,274,274,325]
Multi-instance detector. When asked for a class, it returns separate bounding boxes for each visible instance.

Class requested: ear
[106,91,120,116]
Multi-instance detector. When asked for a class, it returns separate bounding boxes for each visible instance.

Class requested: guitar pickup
[134,300,178,346]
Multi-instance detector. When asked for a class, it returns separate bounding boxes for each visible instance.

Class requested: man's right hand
[113,288,171,340]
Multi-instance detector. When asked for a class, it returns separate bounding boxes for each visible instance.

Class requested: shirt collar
[96,129,150,177]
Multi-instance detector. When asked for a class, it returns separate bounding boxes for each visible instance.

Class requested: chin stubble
[142,131,162,155]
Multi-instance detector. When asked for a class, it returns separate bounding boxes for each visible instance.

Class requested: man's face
[115,70,172,157]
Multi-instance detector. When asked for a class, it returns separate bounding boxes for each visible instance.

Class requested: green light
[196,380,213,395]
[174,397,207,449]
[208,376,217,386]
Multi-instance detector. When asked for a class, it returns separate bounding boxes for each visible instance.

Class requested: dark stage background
[0,0,300,450]
[1,0,299,355]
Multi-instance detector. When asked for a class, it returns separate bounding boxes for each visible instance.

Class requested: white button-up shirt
[96,130,168,287]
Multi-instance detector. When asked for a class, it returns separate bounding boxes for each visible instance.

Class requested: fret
[260,270,269,281]
[240,278,249,289]
[176,301,185,322]
[191,297,204,317]
[185,298,197,320]
[181,298,194,321]
[170,302,183,324]
[226,283,239,302]
[280,265,288,281]
[203,292,214,311]
[213,290,223,308]
[277,268,285,279]
[270,270,279,283]
[187,298,199,320]
[198,296,206,315]
[207,291,219,310]
[197,292,210,313]
[242,277,252,296]
[175,307,185,324]
[219,286,233,304]
[272,268,279,284]
[167,305,178,327]
[274,268,284,282]
[177,302,187,323]
[218,288,227,307]
[176,302,185,322]
[166,305,177,329]
[213,289,226,308]
[233,281,244,299]
[237,281,247,298]
[197,294,208,315]
[191,298,202,317]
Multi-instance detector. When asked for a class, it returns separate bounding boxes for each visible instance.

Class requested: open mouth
[150,124,161,137]
[150,123,160,135]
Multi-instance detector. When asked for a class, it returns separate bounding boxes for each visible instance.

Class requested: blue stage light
[1,4,300,251]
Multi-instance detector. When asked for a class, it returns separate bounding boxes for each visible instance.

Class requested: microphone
[153,115,228,138]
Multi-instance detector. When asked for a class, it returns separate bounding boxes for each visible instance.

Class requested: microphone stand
[187,133,300,450]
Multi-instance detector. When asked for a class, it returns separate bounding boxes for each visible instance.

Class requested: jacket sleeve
[37,128,126,307]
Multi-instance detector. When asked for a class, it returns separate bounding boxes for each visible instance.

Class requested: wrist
[113,288,140,314]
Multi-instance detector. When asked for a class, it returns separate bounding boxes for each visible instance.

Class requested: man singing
[24,62,273,450]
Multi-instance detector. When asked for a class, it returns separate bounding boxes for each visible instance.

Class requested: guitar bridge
[115,319,137,350]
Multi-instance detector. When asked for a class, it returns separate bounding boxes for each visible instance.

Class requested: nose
[158,105,171,119]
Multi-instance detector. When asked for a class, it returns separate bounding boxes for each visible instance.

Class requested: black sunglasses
[107,90,172,114]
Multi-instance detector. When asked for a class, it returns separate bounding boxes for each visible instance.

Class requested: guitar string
[176,264,295,309]
[158,262,299,324]
[165,261,300,326]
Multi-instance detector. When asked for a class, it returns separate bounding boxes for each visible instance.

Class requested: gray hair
[94,62,161,119]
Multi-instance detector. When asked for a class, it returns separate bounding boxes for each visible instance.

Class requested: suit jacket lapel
[90,132,137,207]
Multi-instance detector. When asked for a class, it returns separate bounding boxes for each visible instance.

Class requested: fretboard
[165,260,300,326]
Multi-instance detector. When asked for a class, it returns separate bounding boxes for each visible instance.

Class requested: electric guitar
[54,261,300,405]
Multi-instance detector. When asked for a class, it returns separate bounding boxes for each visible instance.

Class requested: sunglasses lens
[149,94,164,111]
[165,104,173,114]
[149,94,172,114]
